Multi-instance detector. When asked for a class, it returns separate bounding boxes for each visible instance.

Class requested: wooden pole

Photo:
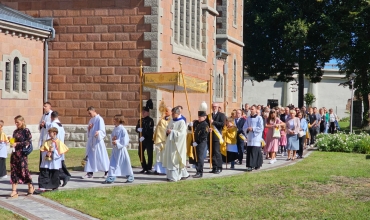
[139,60,143,163]
[209,68,213,169]
[178,57,197,162]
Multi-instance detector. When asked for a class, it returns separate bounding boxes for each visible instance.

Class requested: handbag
[273,127,281,138]
[299,130,305,137]
[22,129,33,156]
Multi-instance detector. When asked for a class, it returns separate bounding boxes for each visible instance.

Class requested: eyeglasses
[270,110,276,113]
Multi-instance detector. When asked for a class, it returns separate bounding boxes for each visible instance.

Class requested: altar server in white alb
[82,106,110,179]
[104,115,134,184]
[243,105,264,172]
[47,111,71,187]
[38,102,53,168]
[162,106,189,182]
[36,127,69,194]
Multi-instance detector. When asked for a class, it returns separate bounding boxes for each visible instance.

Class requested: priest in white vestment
[38,102,53,147]
[83,106,110,179]
[162,106,189,182]
[104,115,134,184]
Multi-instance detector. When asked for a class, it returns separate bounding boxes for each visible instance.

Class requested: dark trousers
[329,122,335,134]
[237,139,244,163]
[39,168,59,189]
[196,142,207,174]
[0,157,6,177]
[210,139,223,169]
[309,127,317,145]
[298,136,305,157]
[59,160,71,179]
[138,143,153,171]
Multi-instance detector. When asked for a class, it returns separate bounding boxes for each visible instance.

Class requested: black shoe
[125,180,134,183]
[246,167,253,172]
[214,169,221,174]
[167,179,175,182]
[139,169,146,174]
[145,170,153,174]
[181,175,190,180]
[254,167,260,170]
[62,176,70,187]
[192,173,203,178]
[153,171,159,175]
[209,169,216,173]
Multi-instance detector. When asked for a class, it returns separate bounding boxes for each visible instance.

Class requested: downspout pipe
[44,27,55,103]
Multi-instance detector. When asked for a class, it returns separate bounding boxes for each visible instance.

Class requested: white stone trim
[216,34,245,47]
[201,4,219,16]
[0,50,32,99]
[0,20,50,39]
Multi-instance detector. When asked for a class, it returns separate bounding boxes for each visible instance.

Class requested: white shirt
[329,113,336,122]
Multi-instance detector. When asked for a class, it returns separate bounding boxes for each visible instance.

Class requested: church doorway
[267,99,279,108]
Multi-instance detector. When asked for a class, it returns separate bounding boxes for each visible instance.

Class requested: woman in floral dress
[9,115,34,198]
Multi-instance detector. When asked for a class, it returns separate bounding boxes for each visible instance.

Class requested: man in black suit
[235,109,246,165]
[280,107,290,122]
[206,102,226,174]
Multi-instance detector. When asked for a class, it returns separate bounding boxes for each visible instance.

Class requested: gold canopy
[143,72,209,93]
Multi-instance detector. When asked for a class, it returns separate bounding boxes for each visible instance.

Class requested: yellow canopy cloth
[40,139,69,155]
[143,72,209,93]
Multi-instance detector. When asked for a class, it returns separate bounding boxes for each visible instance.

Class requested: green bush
[316,132,370,154]
[340,116,350,122]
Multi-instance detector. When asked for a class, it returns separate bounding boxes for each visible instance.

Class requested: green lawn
[42,151,370,219]
[6,148,142,173]
[0,208,25,220]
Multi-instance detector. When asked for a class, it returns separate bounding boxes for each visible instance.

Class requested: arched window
[233,60,237,100]
[234,0,237,25]
[13,57,20,92]
[22,63,27,92]
[1,51,31,99]
[5,61,11,92]
[215,74,220,98]
[220,76,224,98]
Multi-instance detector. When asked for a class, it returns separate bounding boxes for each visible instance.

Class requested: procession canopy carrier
[139,57,213,164]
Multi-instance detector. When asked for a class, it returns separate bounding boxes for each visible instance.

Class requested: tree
[331,0,370,126]
[304,93,316,107]
[244,0,335,108]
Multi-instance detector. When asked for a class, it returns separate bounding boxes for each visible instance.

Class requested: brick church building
[1,0,244,129]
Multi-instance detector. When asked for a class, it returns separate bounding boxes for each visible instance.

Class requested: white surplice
[84,114,110,172]
[47,119,66,160]
[108,125,134,177]
[38,110,53,147]
[162,116,189,181]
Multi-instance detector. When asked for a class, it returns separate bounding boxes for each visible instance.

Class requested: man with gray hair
[162,106,189,182]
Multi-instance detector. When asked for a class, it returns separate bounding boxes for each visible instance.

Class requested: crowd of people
[0,100,340,198]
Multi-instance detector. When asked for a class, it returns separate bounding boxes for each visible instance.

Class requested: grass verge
[0,208,25,220]
[42,152,370,219]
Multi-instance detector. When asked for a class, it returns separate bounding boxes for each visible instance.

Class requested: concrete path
[0,149,314,220]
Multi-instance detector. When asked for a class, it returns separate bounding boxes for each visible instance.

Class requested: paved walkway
[0,149,314,220]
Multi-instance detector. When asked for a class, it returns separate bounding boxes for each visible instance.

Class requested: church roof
[0,3,51,31]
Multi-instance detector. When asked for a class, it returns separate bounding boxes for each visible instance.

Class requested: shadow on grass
[366,155,370,160]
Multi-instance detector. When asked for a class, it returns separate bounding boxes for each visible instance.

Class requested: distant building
[243,64,352,118]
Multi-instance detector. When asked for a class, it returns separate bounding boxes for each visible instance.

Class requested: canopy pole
[209,68,213,170]
[139,60,143,163]
[178,57,197,162]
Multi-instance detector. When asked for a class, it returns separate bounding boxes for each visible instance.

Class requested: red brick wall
[2,0,152,125]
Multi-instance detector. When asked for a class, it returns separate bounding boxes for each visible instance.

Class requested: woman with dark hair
[9,115,34,198]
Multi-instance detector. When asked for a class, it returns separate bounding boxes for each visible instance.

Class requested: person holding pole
[190,102,209,178]
[135,100,154,174]
[206,102,226,174]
